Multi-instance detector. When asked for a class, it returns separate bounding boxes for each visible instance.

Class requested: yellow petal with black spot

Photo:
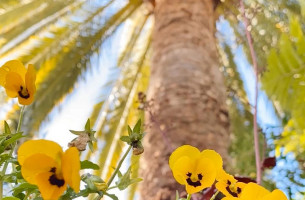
[36,171,67,200]
[20,64,36,105]
[215,170,246,197]
[18,139,81,199]
[21,153,59,185]
[172,156,216,194]
[0,60,36,105]
[4,72,24,98]
[172,156,194,185]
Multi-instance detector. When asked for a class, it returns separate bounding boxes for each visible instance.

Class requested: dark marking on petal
[186,172,192,177]
[18,86,30,99]
[237,187,242,194]
[186,178,201,187]
[49,174,65,187]
[197,173,203,180]
[226,186,238,197]
[227,180,231,185]
[49,167,56,173]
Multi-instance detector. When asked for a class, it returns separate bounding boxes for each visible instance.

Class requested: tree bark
[140,0,230,200]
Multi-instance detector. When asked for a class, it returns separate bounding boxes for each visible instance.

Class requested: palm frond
[84,13,150,160]
[22,0,143,135]
[96,39,151,179]
[0,0,83,53]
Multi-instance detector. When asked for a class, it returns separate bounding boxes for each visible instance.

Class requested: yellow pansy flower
[169,145,223,194]
[18,140,80,199]
[0,60,36,105]
[215,170,246,198]
[222,182,288,200]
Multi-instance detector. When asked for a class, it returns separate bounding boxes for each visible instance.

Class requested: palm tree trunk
[140,0,230,199]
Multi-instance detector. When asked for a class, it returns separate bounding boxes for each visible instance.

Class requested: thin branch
[240,0,262,184]
[148,109,173,152]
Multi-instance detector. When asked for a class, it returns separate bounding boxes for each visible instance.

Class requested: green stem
[186,194,191,200]
[210,191,219,200]
[23,191,30,200]
[107,145,132,187]
[0,105,26,199]
[16,105,25,133]
[0,181,2,199]
[107,186,117,190]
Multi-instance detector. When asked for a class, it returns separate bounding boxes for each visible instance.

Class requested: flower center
[186,172,203,187]
[225,180,242,197]
[49,167,65,187]
[18,86,30,99]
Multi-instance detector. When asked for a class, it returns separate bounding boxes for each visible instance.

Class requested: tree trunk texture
[140,0,230,200]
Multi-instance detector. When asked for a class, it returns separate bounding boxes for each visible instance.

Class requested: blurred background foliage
[1,0,305,199]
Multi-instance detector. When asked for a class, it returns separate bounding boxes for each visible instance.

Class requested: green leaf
[4,121,11,135]
[3,197,20,200]
[0,154,11,167]
[80,160,100,170]
[133,119,141,133]
[85,119,91,131]
[69,130,85,135]
[3,132,24,148]
[89,132,97,142]
[115,167,142,190]
[12,182,38,194]
[127,125,132,136]
[104,193,118,200]
[120,136,131,144]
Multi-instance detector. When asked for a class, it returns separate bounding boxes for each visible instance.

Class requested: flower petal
[0,60,26,86]
[240,183,270,200]
[36,171,67,200]
[21,154,59,185]
[4,72,24,98]
[18,139,63,166]
[172,156,194,185]
[222,198,240,200]
[169,145,200,170]
[261,189,288,200]
[62,147,80,193]
[215,170,240,197]
[200,149,223,179]
[20,64,36,105]
[193,157,217,189]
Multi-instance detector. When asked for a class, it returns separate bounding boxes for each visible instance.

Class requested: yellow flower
[169,145,223,194]
[18,140,80,199]
[215,170,246,198]
[0,60,36,105]
[222,182,288,200]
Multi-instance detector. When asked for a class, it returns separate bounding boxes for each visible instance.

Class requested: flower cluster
[223,182,287,200]
[0,60,36,105]
[18,140,80,199]
[169,145,287,200]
